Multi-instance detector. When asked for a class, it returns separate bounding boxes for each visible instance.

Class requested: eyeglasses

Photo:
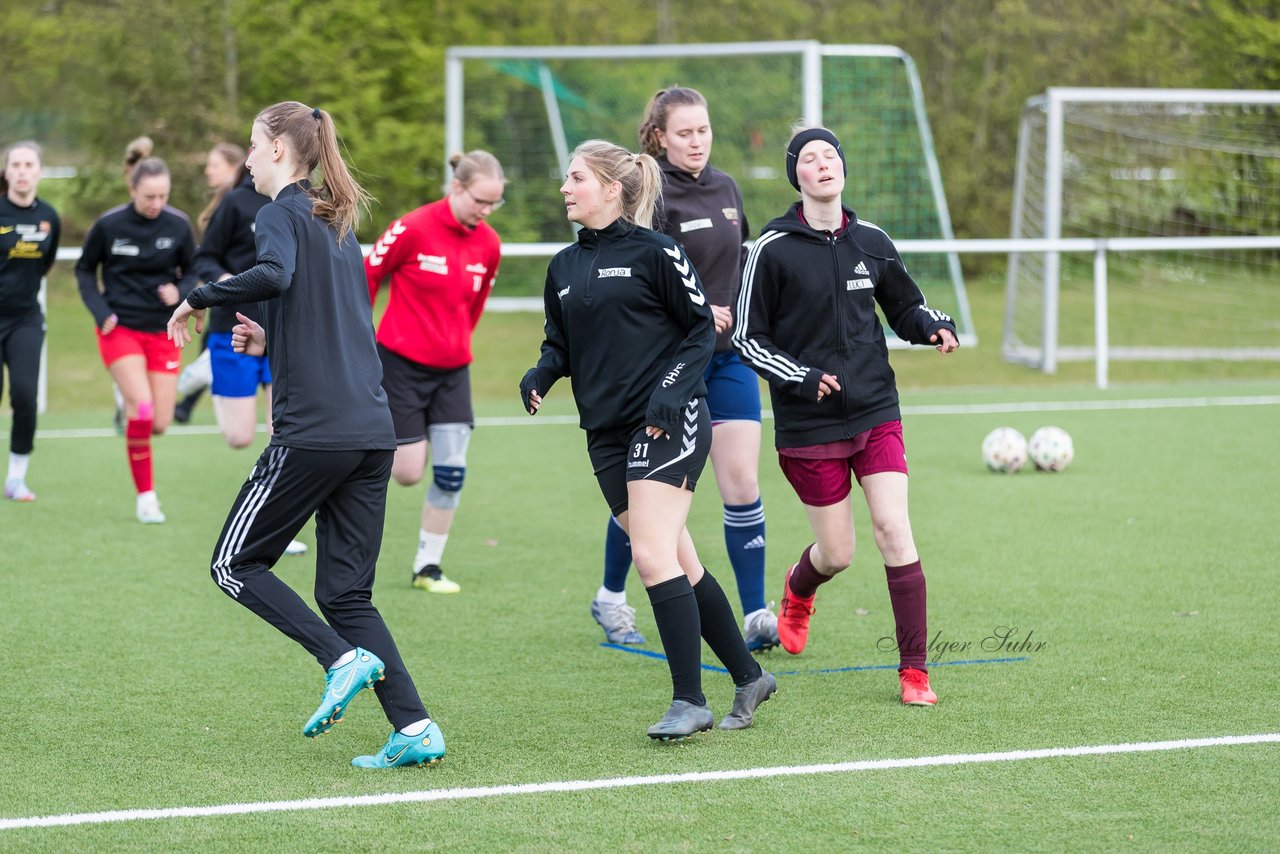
[464,187,505,211]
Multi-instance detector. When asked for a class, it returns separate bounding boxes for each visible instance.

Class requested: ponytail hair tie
[311,108,321,119]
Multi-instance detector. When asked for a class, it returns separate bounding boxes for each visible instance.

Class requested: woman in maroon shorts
[732,126,959,706]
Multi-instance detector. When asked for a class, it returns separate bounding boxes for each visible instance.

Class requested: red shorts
[777,420,908,507]
[96,326,182,374]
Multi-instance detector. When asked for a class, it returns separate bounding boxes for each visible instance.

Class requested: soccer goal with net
[1006,88,1280,372]
[445,41,975,345]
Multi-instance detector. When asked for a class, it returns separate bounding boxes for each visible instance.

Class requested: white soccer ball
[981,427,1028,473]
[1028,426,1074,472]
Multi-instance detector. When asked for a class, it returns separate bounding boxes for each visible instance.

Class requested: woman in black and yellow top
[0,141,60,502]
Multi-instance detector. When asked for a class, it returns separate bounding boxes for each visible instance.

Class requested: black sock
[693,569,763,687]
[646,576,704,706]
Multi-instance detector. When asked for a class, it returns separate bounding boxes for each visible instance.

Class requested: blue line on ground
[599,643,1028,674]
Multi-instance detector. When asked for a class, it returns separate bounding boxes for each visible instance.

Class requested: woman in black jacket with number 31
[521,139,776,742]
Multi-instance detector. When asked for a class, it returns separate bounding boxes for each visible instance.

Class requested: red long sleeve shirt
[365,198,500,369]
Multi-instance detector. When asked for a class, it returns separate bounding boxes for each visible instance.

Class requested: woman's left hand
[644,425,668,440]
[166,299,204,347]
[157,283,180,307]
[931,328,960,354]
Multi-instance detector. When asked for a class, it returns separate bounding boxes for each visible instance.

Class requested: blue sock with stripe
[602,515,632,594]
[723,498,767,614]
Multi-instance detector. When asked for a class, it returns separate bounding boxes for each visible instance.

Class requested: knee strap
[425,423,471,509]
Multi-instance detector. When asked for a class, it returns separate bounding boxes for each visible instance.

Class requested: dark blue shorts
[209,332,271,397]
[704,350,761,423]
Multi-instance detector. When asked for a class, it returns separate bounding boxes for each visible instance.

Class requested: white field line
[30,395,1280,440]
[2,733,1277,831]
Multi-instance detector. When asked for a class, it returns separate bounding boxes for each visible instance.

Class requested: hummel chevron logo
[663,245,706,306]
[854,261,870,275]
[368,220,406,267]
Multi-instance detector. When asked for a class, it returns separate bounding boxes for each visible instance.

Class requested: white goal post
[444,41,976,347]
[1006,88,1280,373]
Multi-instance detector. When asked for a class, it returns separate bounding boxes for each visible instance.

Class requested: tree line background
[2,0,1275,257]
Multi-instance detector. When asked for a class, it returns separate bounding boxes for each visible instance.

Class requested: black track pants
[210,445,428,729]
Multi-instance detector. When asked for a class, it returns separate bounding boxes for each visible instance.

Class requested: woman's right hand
[100,314,119,335]
[231,312,266,357]
[526,389,542,415]
[816,373,841,401]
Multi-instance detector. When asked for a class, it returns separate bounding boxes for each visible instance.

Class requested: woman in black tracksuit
[733,126,959,707]
[589,86,778,655]
[520,139,775,740]
[0,140,60,502]
[167,101,442,769]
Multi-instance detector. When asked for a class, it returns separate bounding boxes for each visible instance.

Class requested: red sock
[126,417,153,493]
[885,560,928,671]
[788,544,833,599]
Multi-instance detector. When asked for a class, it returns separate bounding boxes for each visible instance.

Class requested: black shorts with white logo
[585,397,711,516]
[377,344,474,444]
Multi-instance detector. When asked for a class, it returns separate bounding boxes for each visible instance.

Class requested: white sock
[8,453,30,483]
[113,384,124,409]
[416,530,448,566]
[137,489,158,502]
[399,717,431,736]
[595,586,626,605]
[330,649,356,670]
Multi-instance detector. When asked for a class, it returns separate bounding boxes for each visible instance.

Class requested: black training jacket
[733,202,956,448]
[186,181,395,452]
[521,218,715,435]
[76,205,198,332]
[0,196,60,315]
[194,176,268,332]
[655,158,750,352]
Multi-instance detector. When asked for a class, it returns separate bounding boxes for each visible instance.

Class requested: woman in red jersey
[364,150,504,594]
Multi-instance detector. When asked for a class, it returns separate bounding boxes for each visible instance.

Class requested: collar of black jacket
[764,201,859,240]
[575,217,635,245]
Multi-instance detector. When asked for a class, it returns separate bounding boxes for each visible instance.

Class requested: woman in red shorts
[77,156,198,523]
[732,126,959,706]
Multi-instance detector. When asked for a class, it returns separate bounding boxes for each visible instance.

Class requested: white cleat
[4,478,36,503]
[136,491,166,524]
[284,539,308,556]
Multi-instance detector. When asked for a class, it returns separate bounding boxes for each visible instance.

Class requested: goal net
[1006,88,1280,369]
[446,41,974,343]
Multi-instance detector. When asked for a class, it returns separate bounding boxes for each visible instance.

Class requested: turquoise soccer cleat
[302,648,385,738]
[352,721,446,768]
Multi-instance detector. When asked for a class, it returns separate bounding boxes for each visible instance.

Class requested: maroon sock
[788,545,833,599]
[885,560,928,671]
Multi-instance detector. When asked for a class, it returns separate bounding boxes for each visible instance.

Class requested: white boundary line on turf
[3,733,1277,831]
[29,394,1280,440]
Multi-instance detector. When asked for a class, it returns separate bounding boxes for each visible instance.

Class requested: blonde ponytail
[570,139,662,230]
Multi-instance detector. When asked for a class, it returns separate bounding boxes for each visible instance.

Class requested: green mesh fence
[1009,97,1280,363]
[453,45,969,341]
